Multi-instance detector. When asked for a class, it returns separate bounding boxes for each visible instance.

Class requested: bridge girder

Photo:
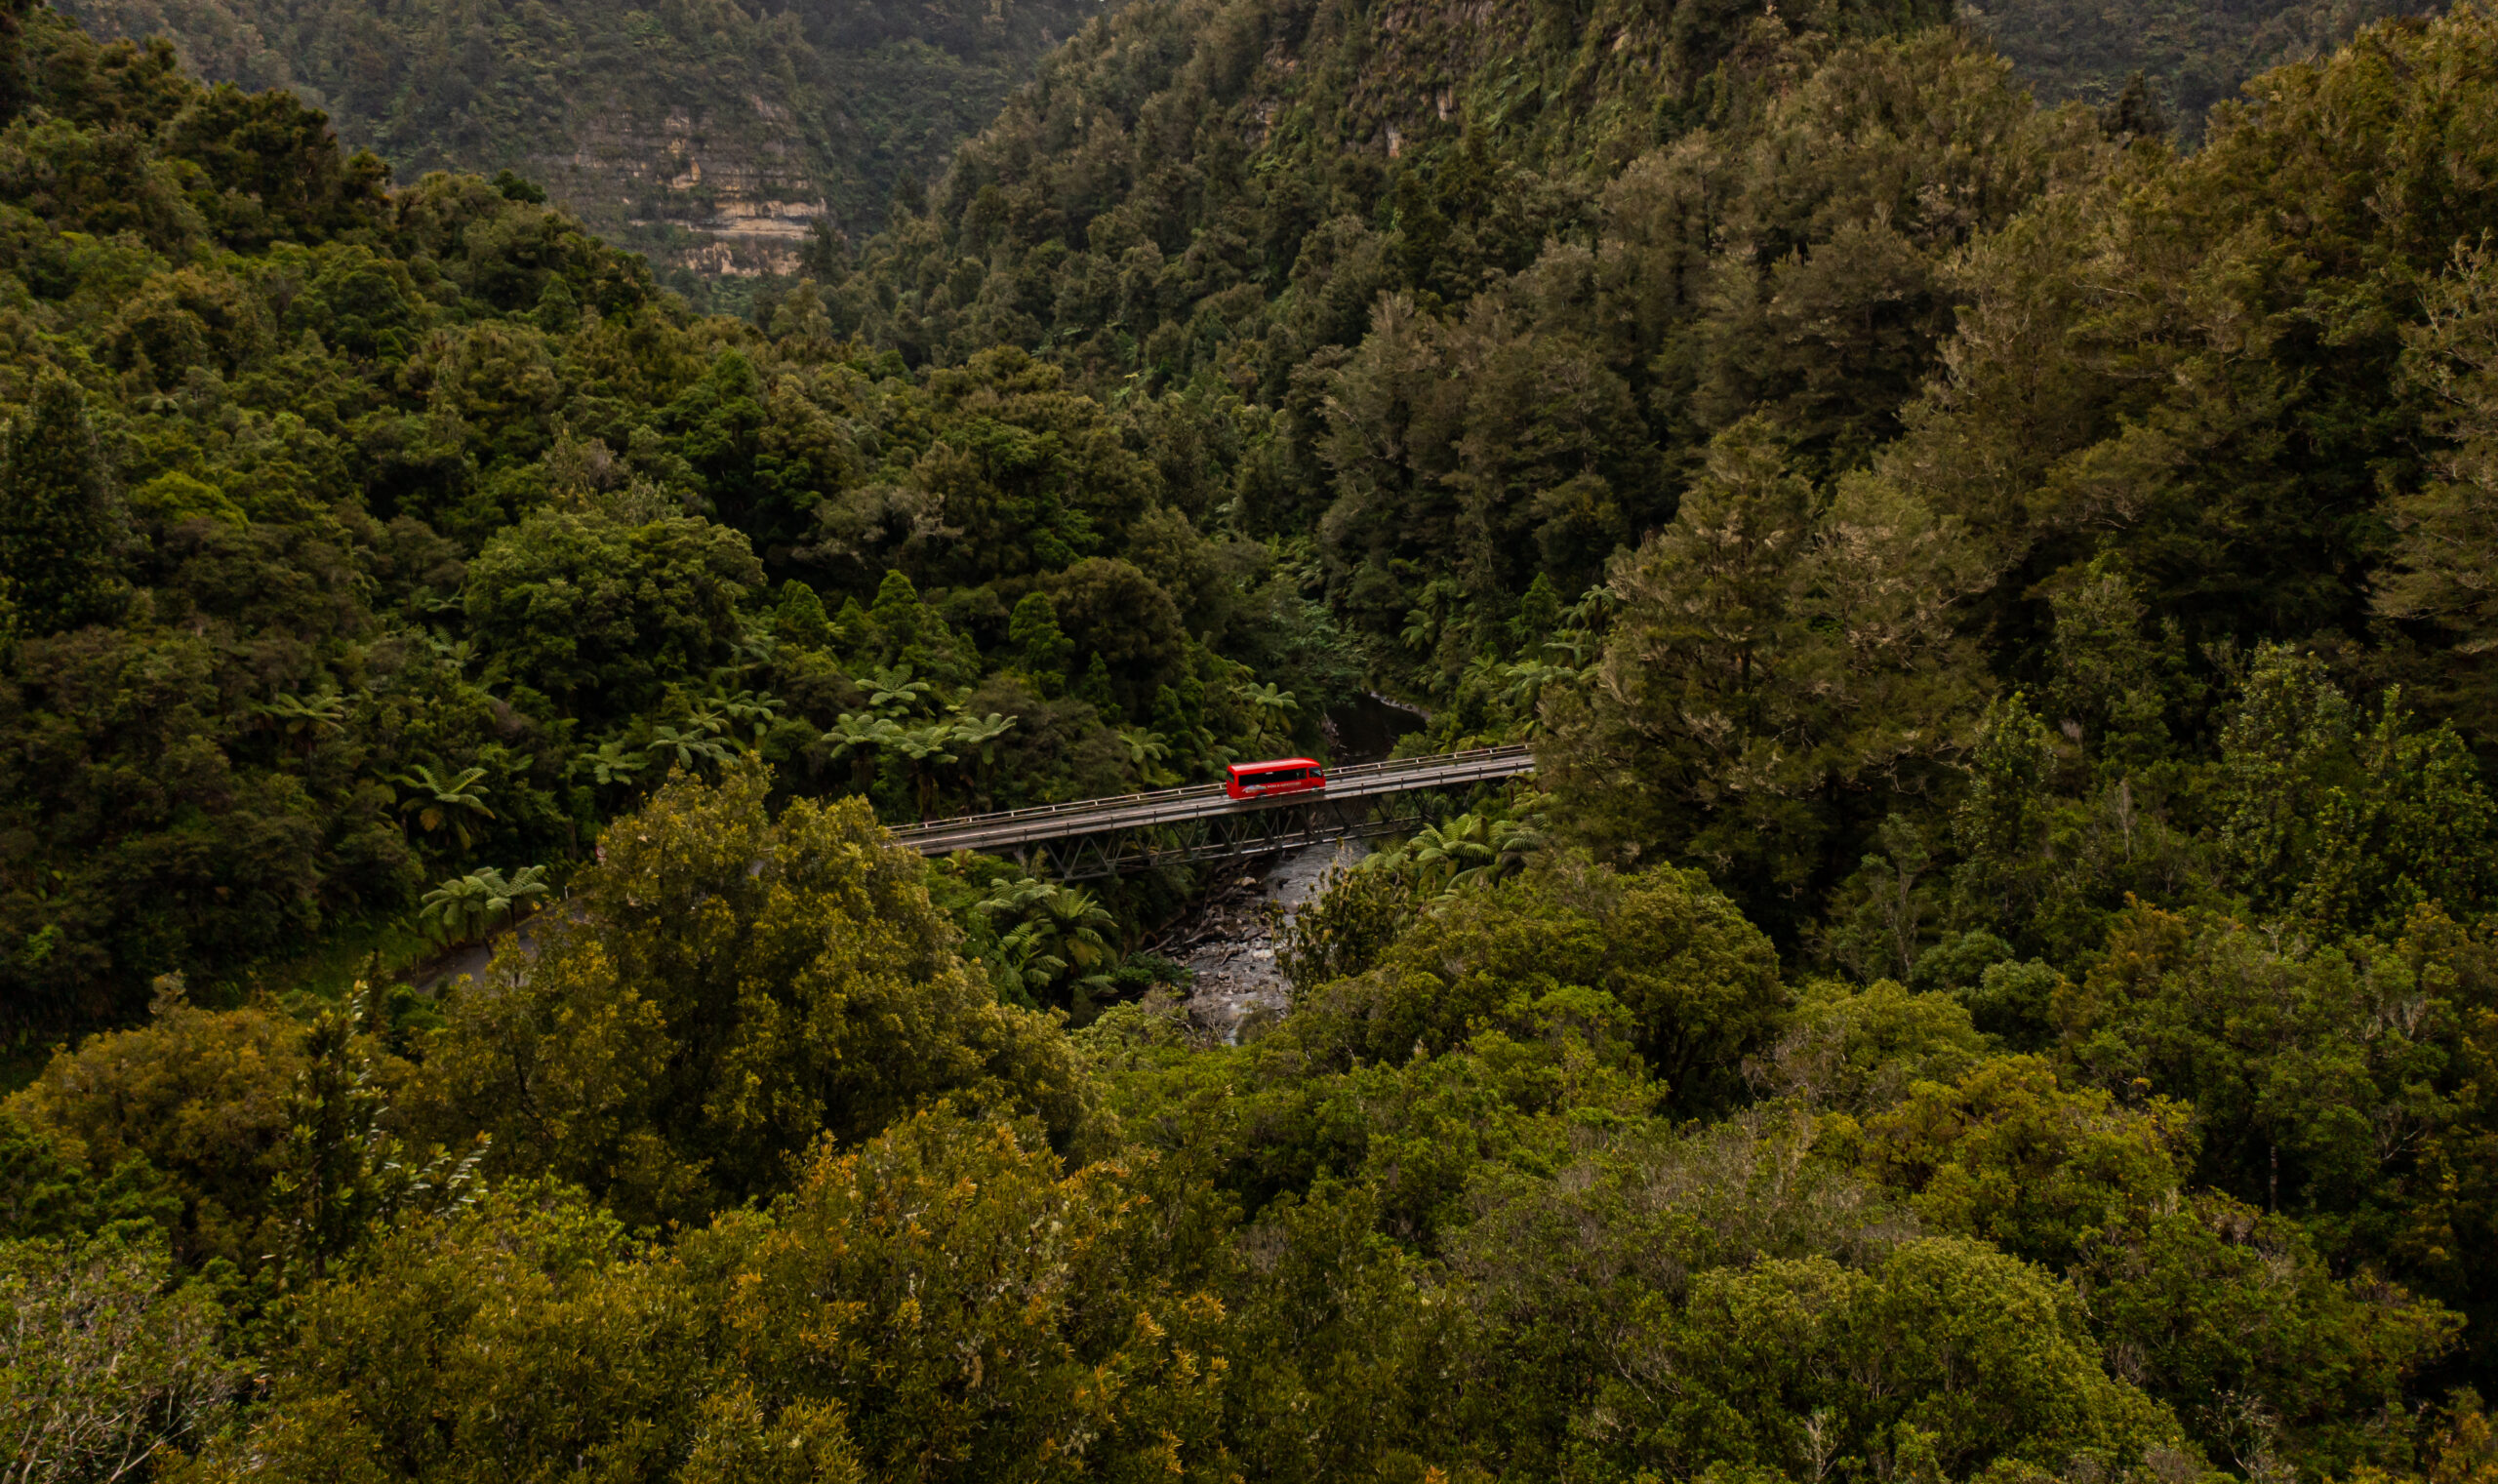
[999,788,1471,882]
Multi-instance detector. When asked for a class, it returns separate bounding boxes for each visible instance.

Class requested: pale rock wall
[553,100,830,276]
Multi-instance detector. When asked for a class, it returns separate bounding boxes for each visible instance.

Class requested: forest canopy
[9,0,2498,1478]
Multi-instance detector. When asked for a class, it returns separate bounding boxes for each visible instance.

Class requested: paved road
[887,745,1537,856]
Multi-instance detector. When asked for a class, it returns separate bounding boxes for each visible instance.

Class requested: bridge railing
[883,743,1536,845]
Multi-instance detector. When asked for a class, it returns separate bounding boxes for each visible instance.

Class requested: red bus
[1225,757,1327,800]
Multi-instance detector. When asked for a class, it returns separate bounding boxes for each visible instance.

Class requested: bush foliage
[8,0,2498,1479]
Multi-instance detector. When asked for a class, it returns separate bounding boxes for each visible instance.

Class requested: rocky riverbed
[1156,840,1369,1042]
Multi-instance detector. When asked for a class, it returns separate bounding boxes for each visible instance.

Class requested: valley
[6,0,2498,1476]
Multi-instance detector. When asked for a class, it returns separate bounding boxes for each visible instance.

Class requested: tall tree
[1547,421,1990,921]
[2379,243,2498,653]
[0,373,120,636]
[0,0,30,128]
[405,760,1093,1223]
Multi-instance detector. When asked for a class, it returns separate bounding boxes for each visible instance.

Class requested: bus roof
[1227,757,1321,774]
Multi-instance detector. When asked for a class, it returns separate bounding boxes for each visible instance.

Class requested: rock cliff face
[56,0,1108,279]
[556,100,832,276]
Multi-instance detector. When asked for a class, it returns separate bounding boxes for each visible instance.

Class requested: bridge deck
[889,745,1535,856]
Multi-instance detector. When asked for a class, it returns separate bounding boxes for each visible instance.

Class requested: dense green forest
[0,0,1359,1047]
[10,0,2498,1474]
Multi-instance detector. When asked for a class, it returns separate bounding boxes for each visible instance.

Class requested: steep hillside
[818,0,2094,677]
[49,0,2430,298]
[1973,0,2444,133]
[50,0,1115,278]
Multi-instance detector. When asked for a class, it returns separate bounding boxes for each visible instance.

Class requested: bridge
[887,745,1537,880]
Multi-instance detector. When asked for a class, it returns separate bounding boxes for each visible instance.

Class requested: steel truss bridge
[885,746,1536,880]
